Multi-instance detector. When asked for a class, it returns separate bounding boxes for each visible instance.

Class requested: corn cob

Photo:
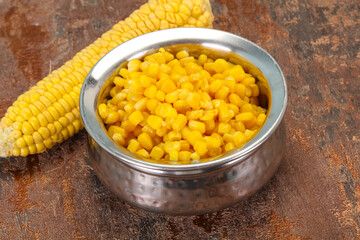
[0,0,214,157]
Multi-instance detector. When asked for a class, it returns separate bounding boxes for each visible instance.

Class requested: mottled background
[0,0,359,239]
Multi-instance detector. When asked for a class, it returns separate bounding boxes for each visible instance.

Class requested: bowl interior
[80,28,287,172]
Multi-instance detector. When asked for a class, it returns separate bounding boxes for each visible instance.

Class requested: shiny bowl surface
[80,28,287,215]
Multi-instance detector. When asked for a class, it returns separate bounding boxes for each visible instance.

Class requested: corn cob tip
[0,124,14,158]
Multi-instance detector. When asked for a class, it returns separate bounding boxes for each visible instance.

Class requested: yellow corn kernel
[244,86,252,97]
[136,149,150,158]
[228,93,244,107]
[38,127,50,140]
[194,140,207,156]
[225,142,235,152]
[38,113,49,127]
[218,104,233,123]
[236,112,254,122]
[185,62,201,74]
[215,85,230,100]
[73,119,82,132]
[134,98,148,111]
[113,133,126,146]
[20,147,30,157]
[180,127,191,140]
[191,152,200,161]
[198,110,214,121]
[119,68,129,78]
[150,146,164,160]
[169,150,179,161]
[138,75,153,89]
[173,100,190,113]
[244,129,255,139]
[147,115,163,129]
[141,124,155,138]
[28,116,40,131]
[178,88,189,100]
[209,79,223,93]
[239,103,253,113]
[138,132,153,151]
[167,131,182,141]
[128,110,144,126]
[22,122,34,135]
[164,141,181,153]
[15,137,26,148]
[234,120,246,133]
[256,113,266,126]
[165,105,178,119]
[34,142,45,153]
[28,105,40,116]
[233,131,247,146]
[172,114,187,132]
[186,92,201,109]
[127,139,140,153]
[250,84,260,97]
[20,107,32,120]
[213,58,228,73]
[188,120,205,134]
[105,111,119,124]
[207,146,222,157]
[223,133,233,143]
[165,91,179,103]
[156,127,168,137]
[204,119,216,134]
[160,78,177,93]
[22,135,34,146]
[12,148,20,157]
[197,54,207,65]
[155,90,165,101]
[176,50,189,59]
[146,98,159,113]
[235,83,246,98]
[108,125,127,138]
[127,59,141,72]
[180,81,194,91]
[144,84,157,98]
[179,140,190,151]
[161,49,174,61]
[186,110,203,120]
[121,120,136,132]
[113,76,126,87]
[124,102,135,113]
[217,122,231,135]
[28,145,37,155]
[186,130,203,145]
[243,77,255,86]
[178,151,191,162]
[43,138,54,149]
[204,136,221,149]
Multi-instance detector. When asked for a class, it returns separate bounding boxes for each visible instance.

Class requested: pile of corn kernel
[98,48,267,164]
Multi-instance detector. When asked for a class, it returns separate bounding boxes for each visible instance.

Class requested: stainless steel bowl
[80,28,287,215]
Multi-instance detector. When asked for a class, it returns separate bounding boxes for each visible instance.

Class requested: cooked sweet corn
[99,47,267,164]
[0,0,214,157]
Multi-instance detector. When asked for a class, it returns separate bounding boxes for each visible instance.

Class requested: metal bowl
[79,28,287,215]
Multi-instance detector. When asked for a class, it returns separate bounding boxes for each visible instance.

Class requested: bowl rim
[80,27,287,174]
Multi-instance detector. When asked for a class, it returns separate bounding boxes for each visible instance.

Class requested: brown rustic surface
[0,0,359,239]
